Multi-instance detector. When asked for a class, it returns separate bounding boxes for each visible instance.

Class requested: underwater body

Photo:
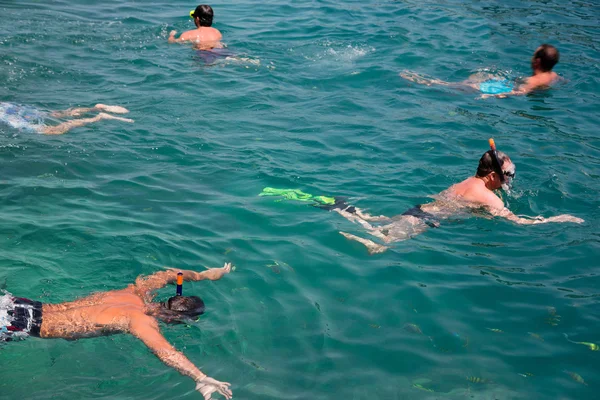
[1,0,599,399]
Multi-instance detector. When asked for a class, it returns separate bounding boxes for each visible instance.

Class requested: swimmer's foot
[98,112,134,123]
[340,231,387,255]
[95,104,130,114]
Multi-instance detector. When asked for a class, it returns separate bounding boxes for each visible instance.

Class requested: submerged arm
[134,263,232,301]
[168,30,185,43]
[490,207,584,225]
[130,316,232,399]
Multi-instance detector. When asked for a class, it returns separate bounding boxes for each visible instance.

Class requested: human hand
[545,215,584,224]
[196,377,232,400]
[202,262,233,281]
[169,30,177,37]
[221,262,232,274]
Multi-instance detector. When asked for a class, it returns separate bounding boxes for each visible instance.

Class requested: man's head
[155,296,205,323]
[476,150,515,190]
[191,5,214,27]
[531,44,559,72]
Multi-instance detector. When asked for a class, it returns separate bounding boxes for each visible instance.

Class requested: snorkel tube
[176,272,183,296]
[488,138,505,184]
[189,10,195,18]
[488,138,515,192]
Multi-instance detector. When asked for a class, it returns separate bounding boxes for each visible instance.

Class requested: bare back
[41,286,144,339]
[521,71,559,92]
[179,27,223,49]
[444,177,504,210]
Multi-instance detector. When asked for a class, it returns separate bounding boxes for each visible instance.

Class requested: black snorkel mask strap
[488,138,505,183]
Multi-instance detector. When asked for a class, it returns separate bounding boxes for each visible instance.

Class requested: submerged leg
[400,70,452,86]
[401,70,482,91]
[41,113,134,135]
[340,232,388,255]
[335,208,391,241]
[334,208,377,229]
[353,208,391,222]
[51,104,130,118]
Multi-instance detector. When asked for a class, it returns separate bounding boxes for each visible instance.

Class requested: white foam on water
[0,291,15,328]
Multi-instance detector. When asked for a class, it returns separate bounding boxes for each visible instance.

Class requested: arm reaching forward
[135,263,232,302]
[130,315,232,399]
[168,30,183,43]
[490,207,584,225]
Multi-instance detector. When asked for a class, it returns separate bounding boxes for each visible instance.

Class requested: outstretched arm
[130,315,232,399]
[490,207,584,225]
[480,88,528,99]
[134,263,232,301]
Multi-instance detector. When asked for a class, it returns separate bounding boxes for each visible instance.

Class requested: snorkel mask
[488,138,515,192]
[159,273,204,323]
[160,271,184,311]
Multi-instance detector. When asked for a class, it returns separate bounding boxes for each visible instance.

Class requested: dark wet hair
[534,44,559,72]
[157,296,205,323]
[192,5,214,27]
[476,150,510,177]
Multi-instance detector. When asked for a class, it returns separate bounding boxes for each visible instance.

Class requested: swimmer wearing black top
[0,263,234,400]
[328,140,583,254]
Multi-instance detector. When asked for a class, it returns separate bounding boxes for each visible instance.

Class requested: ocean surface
[1,0,599,399]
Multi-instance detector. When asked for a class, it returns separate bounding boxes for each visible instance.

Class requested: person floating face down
[0,103,133,135]
[168,5,223,50]
[330,140,584,254]
[399,44,561,98]
[0,263,234,400]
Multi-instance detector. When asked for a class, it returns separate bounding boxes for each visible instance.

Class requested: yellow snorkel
[189,10,195,18]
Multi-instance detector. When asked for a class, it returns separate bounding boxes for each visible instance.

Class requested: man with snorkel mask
[168,5,223,50]
[1,263,233,400]
[332,140,584,254]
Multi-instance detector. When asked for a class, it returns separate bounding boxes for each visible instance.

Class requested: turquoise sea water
[1,0,599,398]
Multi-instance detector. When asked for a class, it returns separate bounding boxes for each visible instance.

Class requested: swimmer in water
[0,263,233,400]
[0,103,133,135]
[400,44,560,98]
[329,140,583,254]
[168,5,223,50]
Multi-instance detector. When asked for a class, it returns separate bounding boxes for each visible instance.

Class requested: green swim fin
[259,187,335,205]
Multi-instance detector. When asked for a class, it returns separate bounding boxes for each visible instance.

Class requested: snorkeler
[321,140,583,254]
[0,263,234,400]
[400,44,560,98]
[0,102,133,135]
[169,5,223,50]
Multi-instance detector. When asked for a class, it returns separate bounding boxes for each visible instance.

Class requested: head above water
[191,5,214,27]
[154,295,205,323]
[476,150,515,189]
[532,44,559,72]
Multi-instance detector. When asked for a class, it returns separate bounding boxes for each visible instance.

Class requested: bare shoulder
[479,190,504,210]
[179,29,199,40]
[457,182,503,210]
[210,27,223,38]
